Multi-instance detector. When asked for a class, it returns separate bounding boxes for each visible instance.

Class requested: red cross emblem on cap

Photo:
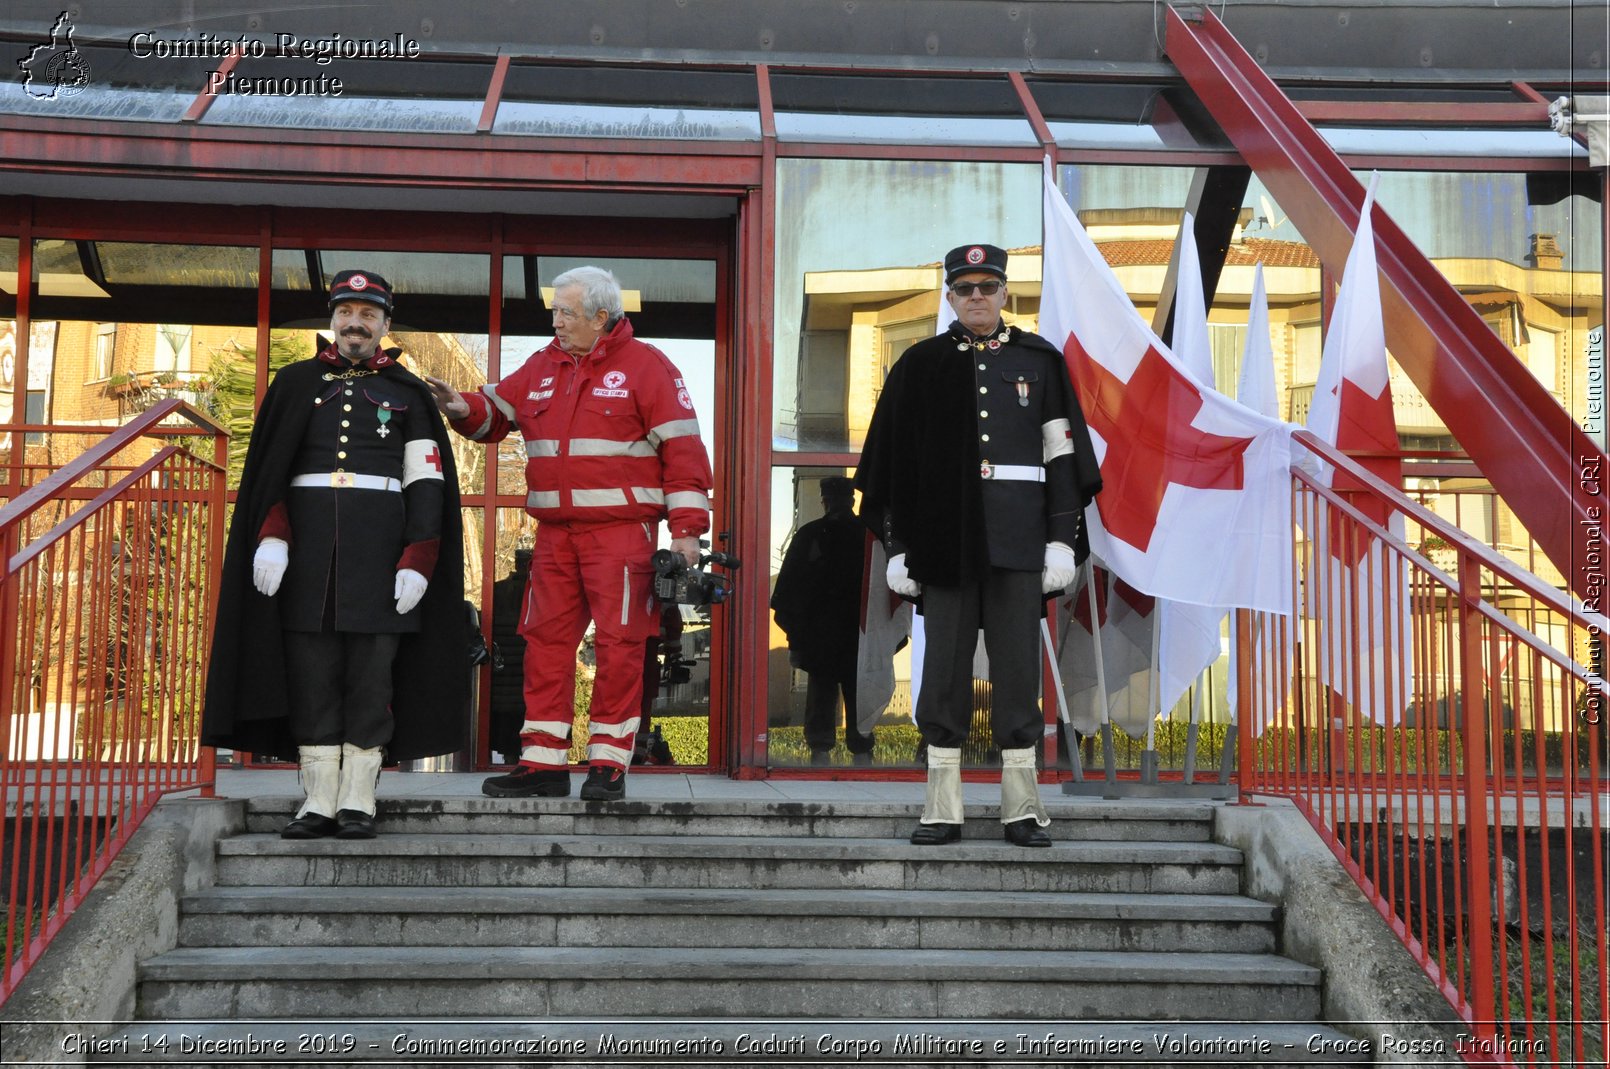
[966,247,985,264]
[347,274,369,290]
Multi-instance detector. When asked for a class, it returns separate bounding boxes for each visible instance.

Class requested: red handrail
[1237,432,1607,1067]
[0,399,227,1006]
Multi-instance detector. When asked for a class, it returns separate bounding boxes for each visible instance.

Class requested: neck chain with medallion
[955,326,1012,354]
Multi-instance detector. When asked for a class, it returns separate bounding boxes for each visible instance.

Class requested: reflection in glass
[771,73,1035,147]
[773,159,1041,452]
[768,467,919,769]
[203,57,490,132]
[13,239,259,489]
[496,64,760,141]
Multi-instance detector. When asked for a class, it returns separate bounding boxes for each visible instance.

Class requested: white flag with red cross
[1302,176,1413,725]
[1155,212,1236,719]
[1228,264,1294,731]
[1038,167,1296,617]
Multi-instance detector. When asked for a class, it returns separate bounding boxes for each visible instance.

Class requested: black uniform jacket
[201,350,469,762]
[855,320,1102,587]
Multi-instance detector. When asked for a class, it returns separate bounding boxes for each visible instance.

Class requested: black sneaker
[579,766,626,802]
[482,767,571,798]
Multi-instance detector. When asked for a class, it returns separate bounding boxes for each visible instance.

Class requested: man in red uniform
[427,266,712,802]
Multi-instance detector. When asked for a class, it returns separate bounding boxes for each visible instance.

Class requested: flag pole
[1040,617,1081,781]
[1083,560,1118,787]
[1142,611,1161,785]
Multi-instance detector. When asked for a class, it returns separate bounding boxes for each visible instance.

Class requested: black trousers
[284,631,400,749]
[803,667,873,755]
[915,568,1042,751]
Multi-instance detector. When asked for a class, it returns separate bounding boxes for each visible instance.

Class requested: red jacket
[452,318,712,538]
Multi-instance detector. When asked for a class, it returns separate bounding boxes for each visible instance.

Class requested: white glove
[394,568,428,614]
[252,538,288,597]
[1041,541,1078,594]
[886,553,921,598]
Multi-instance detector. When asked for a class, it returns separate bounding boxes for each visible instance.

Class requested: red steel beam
[1164,5,1606,602]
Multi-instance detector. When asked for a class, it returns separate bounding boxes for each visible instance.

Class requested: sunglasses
[951,280,1003,297]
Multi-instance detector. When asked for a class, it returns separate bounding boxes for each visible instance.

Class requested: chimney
[1528,233,1564,270]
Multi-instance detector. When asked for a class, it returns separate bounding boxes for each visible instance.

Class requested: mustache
[341,327,372,339]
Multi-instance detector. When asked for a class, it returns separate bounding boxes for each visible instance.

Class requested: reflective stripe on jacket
[452,318,713,537]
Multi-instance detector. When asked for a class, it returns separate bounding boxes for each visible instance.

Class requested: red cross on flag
[1038,167,1295,616]
[1302,176,1412,725]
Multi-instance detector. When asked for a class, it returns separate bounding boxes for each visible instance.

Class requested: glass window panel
[98,242,259,288]
[394,331,489,499]
[11,238,260,489]
[771,73,1034,146]
[500,256,718,351]
[496,64,760,141]
[773,159,1041,452]
[768,465,916,770]
[271,250,490,332]
[486,507,539,763]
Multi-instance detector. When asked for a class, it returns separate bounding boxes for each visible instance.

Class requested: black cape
[201,352,469,762]
[855,323,1102,586]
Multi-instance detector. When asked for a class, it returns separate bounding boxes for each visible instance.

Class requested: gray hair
[552,266,624,321]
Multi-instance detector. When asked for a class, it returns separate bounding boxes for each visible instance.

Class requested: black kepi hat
[944,244,1008,285]
[328,269,394,314]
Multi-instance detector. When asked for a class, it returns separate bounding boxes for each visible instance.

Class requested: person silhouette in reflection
[771,476,875,767]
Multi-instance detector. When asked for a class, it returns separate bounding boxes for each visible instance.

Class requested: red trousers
[518,521,659,770]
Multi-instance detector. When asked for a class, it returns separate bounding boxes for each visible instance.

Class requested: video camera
[651,540,741,607]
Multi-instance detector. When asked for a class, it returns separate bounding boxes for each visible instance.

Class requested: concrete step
[88,1018,1371,1067]
[178,885,1278,953]
[136,946,1324,1021]
[242,795,1215,841]
[214,834,1245,895]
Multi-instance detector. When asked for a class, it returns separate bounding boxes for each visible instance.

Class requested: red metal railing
[0,400,226,1005]
[1236,432,1607,1067]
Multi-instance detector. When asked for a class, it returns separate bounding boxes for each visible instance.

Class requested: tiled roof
[1096,238,1319,269]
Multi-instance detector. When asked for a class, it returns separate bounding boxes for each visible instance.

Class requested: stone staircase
[101,795,1370,1066]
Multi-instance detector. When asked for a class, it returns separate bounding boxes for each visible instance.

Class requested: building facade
[1,0,1603,773]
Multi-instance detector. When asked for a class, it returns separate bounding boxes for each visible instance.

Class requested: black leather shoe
[909,823,962,845]
[335,809,376,839]
[1004,820,1052,848]
[281,812,339,839]
[580,766,626,802]
[482,767,571,798]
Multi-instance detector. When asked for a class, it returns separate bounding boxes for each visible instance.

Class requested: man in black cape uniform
[856,243,1101,847]
[202,269,467,839]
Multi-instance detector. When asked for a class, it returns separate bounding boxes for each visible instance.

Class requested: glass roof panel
[200,56,491,132]
[1027,79,1231,151]
[1321,127,1587,158]
[495,64,760,140]
[3,43,213,121]
[770,72,1033,146]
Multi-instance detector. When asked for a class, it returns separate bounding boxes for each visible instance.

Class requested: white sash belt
[980,463,1045,483]
[290,473,402,492]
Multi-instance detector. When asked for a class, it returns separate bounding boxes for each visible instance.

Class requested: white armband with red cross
[403,439,446,487]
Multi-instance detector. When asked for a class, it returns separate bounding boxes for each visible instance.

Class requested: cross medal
[376,406,392,437]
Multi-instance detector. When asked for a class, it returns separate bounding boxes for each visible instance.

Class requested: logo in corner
[19,12,90,100]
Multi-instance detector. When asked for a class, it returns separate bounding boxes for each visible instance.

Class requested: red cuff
[258,501,292,545]
[397,539,439,580]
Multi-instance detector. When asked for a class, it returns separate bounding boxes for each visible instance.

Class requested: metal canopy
[0,0,1599,84]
